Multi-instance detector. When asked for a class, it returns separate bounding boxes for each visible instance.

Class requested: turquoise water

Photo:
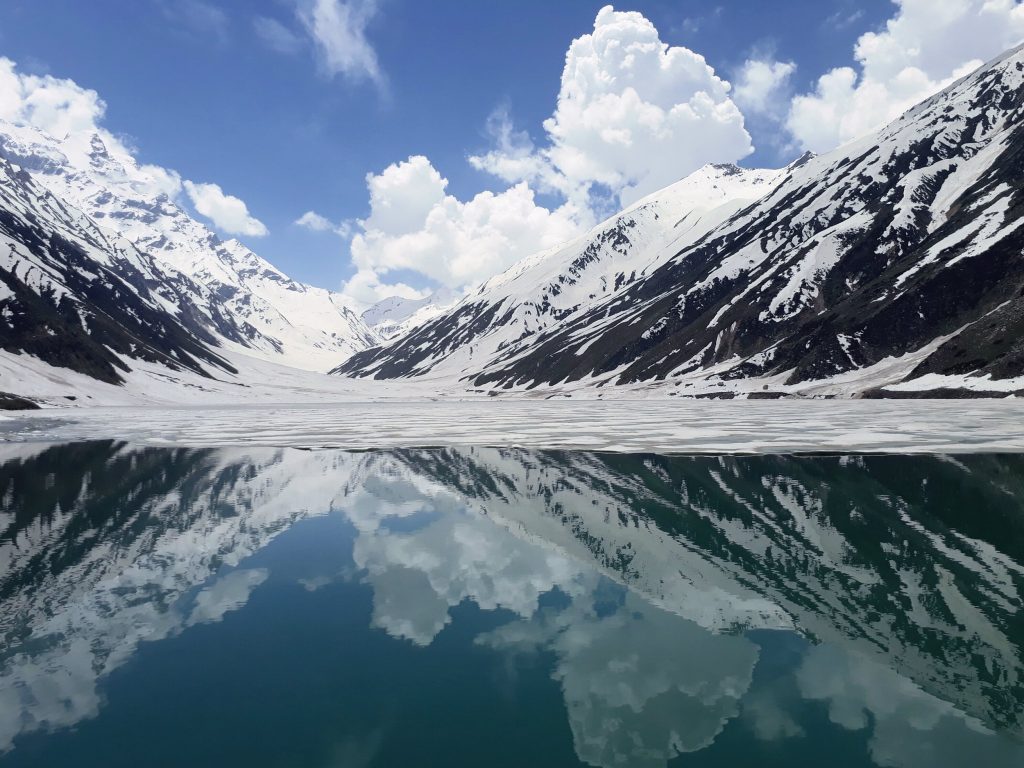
[1,443,1023,767]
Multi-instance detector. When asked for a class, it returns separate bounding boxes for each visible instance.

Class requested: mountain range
[3,44,1024,404]
[337,44,1024,398]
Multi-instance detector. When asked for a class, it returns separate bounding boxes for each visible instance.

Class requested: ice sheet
[3,399,1023,454]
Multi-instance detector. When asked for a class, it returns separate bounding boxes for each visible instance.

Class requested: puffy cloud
[788,0,1024,152]
[187,569,268,626]
[341,6,753,304]
[733,59,796,116]
[342,155,585,305]
[296,210,334,231]
[0,58,106,141]
[797,644,1014,768]
[470,5,753,208]
[469,105,568,199]
[137,163,184,199]
[362,154,447,235]
[253,16,303,55]
[342,268,430,306]
[184,181,269,237]
[298,0,384,87]
[0,58,172,199]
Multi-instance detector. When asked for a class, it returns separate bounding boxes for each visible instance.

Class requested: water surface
[1,443,1023,767]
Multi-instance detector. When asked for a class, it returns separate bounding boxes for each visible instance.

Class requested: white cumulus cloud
[137,163,184,199]
[733,59,796,116]
[342,155,585,306]
[470,5,753,208]
[0,58,107,142]
[0,59,181,200]
[787,0,1024,152]
[298,0,384,88]
[184,181,269,237]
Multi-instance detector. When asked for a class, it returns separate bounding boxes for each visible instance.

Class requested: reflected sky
[1,443,1023,767]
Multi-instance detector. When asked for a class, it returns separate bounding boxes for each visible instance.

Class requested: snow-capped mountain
[0,155,238,385]
[333,162,785,380]
[6,43,1024,401]
[361,287,458,340]
[0,121,377,372]
[336,45,1024,396]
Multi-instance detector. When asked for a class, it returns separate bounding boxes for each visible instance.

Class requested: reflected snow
[1,443,1023,766]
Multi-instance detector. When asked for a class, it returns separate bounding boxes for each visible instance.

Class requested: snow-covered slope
[0,155,237,385]
[361,288,458,340]
[333,162,785,380]
[337,45,1024,396]
[0,121,377,372]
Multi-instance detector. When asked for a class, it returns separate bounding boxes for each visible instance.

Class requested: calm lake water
[1,442,1023,767]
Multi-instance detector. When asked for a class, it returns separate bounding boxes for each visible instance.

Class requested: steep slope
[0,121,377,371]
[338,45,1024,396]
[0,157,235,384]
[333,163,785,379]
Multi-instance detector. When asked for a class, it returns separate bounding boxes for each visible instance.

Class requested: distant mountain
[336,45,1024,397]
[0,121,377,373]
[361,288,458,340]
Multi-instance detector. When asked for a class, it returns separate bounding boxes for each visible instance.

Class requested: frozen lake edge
[2,399,1023,454]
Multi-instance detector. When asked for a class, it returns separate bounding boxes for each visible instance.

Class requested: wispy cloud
[823,7,865,30]
[253,16,303,55]
[297,0,385,89]
[672,4,724,38]
[295,210,353,238]
[160,0,230,44]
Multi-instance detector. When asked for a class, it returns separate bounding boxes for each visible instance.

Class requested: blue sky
[0,0,1015,301]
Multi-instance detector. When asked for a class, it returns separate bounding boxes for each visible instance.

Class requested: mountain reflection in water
[1,443,1023,767]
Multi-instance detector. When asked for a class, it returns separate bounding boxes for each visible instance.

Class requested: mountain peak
[88,133,109,158]
[707,162,743,176]
[786,150,815,170]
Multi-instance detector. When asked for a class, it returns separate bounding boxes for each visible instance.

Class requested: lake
[1,442,1022,767]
